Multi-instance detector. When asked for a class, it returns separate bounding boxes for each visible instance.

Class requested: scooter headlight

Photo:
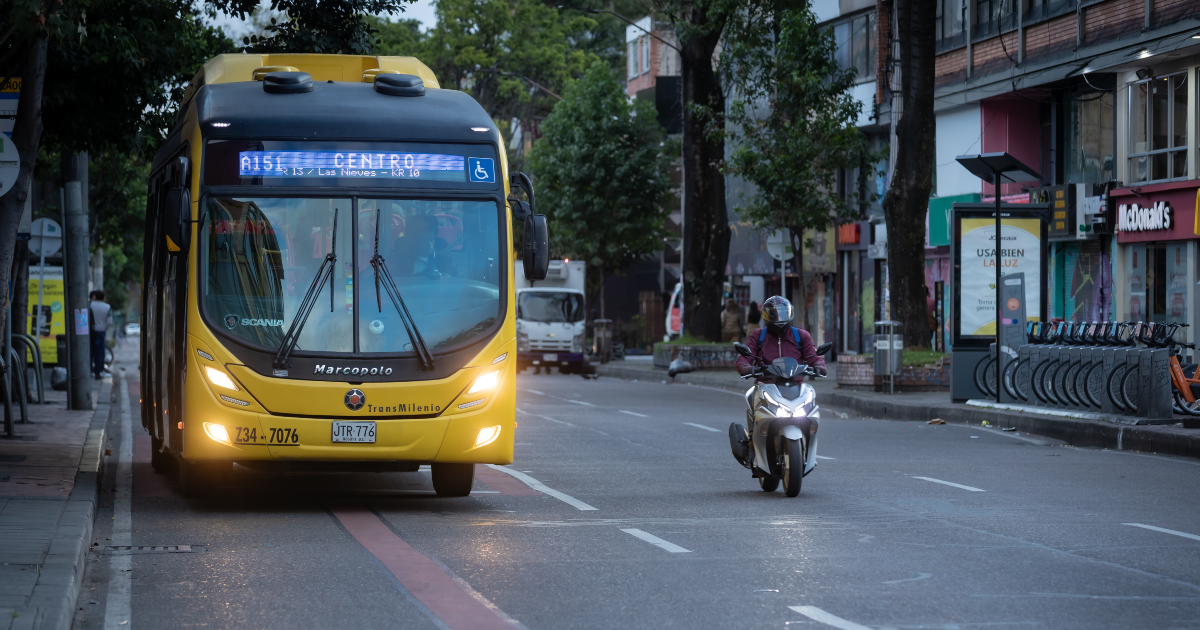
[761,390,794,417]
[796,388,816,416]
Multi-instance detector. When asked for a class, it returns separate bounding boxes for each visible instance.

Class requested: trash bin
[873,321,903,394]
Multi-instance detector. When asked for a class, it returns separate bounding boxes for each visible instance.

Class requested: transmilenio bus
[141,54,548,498]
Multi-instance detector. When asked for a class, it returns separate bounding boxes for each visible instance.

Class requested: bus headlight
[468,371,500,395]
[203,422,231,445]
[517,331,530,351]
[204,366,240,391]
[474,425,501,448]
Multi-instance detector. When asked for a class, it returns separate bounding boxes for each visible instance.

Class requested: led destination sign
[238,151,465,181]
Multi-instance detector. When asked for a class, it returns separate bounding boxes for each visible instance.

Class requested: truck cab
[515,260,587,373]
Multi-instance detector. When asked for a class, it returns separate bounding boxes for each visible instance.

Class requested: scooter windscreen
[766,357,804,381]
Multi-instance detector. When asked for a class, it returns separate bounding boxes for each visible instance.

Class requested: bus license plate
[543,353,558,362]
[332,421,376,443]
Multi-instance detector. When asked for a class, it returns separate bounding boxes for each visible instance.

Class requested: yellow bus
[141,54,548,498]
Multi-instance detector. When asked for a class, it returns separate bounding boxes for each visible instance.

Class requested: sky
[207,0,439,40]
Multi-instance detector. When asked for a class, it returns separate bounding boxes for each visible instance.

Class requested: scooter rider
[735,296,828,379]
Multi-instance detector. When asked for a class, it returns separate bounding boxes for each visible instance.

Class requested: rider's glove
[815,366,827,377]
[738,363,755,376]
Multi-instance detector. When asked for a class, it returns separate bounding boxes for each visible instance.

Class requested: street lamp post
[955,153,1040,400]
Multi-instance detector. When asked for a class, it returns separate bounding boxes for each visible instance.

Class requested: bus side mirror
[523,214,549,280]
[162,187,191,257]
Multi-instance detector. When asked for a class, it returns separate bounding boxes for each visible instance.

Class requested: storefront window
[1125,243,1187,330]
[1128,73,1188,183]
[1065,90,1113,184]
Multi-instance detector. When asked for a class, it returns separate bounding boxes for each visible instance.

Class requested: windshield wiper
[273,208,339,370]
[370,208,436,370]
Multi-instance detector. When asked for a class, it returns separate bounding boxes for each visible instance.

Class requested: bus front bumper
[184,409,514,465]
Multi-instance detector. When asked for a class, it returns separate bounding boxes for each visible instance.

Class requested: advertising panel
[27,265,65,363]
[958,217,1043,336]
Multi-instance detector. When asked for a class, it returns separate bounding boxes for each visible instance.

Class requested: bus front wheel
[431,463,475,497]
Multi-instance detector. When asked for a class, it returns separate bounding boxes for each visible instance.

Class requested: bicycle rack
[7,347,27,425]
[12,334,44,404]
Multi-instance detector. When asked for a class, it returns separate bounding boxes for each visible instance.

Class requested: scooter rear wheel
[782,438,803,497]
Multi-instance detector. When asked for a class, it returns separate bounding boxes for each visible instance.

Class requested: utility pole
[64,152,90,410]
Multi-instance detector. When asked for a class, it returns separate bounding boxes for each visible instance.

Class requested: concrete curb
[595,364,1200,461]
[25,378,113,630]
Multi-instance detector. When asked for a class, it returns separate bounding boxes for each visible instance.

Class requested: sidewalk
[0,373,112,630]
[595,360,1200,461]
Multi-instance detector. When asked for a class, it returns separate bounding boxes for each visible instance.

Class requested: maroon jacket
[736,327,827,379]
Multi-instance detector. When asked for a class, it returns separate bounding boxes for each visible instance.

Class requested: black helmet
[760,296,794,337]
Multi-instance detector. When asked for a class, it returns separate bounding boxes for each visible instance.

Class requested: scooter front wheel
[758,475,779,492]
[782,438,803,497]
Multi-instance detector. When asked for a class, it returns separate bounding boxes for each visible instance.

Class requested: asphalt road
[76,347,1200,630]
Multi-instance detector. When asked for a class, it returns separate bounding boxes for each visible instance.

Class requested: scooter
[728,341,832,497]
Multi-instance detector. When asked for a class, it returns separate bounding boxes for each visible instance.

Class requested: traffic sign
[29,218,62,257]
[0,134,19,197]
[766,229,793,261]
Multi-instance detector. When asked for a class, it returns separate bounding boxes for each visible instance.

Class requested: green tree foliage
[724,5,875,232]
[43,0,233,155]
[420,0,596,123]
[90,152,149,311]
[723,5,876,329]
[529,61,674,317]
[555,0,655,80]
[368,15,423,56]
[211,0,414,54]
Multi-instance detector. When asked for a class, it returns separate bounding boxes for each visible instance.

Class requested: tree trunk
[0,37,47,344]
[678,5,731,342]
[881,0,935,350]
[13,241,29,338]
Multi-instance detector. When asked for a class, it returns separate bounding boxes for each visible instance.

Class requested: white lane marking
[524,389,546,395]
[620,528,692,553]
[789,606,873,630]
[683,422,719,432]
[882,572,933,584]
[566,399,595,407]
[538,414,577,427]
[516,407,530,415]
[1124,523,1200,542]
[105,370,133,630]
[815,455,835,460]
[485,465,598,511]
[912,476,985,492]
[619,410,649,418]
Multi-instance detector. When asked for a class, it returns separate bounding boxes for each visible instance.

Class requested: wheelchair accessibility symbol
[469,157,495,183]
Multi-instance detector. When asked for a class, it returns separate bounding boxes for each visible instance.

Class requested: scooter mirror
[732,342,753,357]
[815,342,833,356]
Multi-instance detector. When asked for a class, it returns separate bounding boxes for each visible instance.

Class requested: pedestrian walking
[746,301,761,337]
[721,298,744,343]
[89,291,113,380]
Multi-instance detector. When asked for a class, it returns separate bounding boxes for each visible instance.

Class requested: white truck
[515,259,587,373]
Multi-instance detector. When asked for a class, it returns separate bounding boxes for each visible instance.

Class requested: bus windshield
[518,292,585,323]
[202,197,502,355]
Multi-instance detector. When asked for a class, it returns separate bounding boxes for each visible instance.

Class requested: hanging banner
[27,265,64,363]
